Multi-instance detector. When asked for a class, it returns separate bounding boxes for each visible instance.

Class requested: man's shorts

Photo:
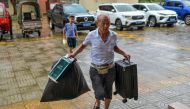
[89,66,116,100]
[67,37,76,48]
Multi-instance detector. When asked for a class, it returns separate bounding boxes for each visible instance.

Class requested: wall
[80,0,138,12]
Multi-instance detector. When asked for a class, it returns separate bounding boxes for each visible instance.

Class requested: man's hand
[123,53,130,60]
[68,53,75,58]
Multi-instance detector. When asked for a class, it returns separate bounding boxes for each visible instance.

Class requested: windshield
[115,5,136,12]
[0,6,3,16]
[147,4,164,11]
[64,5,87,13]
[183,0,190,7]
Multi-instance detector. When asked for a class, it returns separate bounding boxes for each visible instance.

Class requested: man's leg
[104,67,116,109]
[105,98,111,109]
[90,67,105,108]
[69,47,73,53]
[95,99,101,108]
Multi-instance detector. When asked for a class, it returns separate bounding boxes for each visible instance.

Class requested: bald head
[97,14,110,22]
[96,14,110,34]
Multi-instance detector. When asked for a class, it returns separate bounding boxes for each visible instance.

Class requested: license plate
[83,22,91,27]
[170,18,176,21]
[136,21,143,25]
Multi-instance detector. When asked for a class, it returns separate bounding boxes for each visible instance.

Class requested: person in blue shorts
[63,15,78,53]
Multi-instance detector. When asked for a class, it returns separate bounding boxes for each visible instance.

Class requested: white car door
[107,5,117,24]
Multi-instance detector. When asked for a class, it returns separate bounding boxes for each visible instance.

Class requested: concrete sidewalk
[1,19,190,109]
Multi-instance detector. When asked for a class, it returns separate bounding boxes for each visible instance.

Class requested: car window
[115,5,136,12]
[99,5,114,11]
[53,8,61,14]
[133,5,140,10]
[166,1,173,6]
[174,1,183,7]
[183,0,190,7]
[64,5,87,14]
[107,6,115,11]
[147,4,164,10]
[99,6,105,11]
[139,5,147,10]
[0,6,3,16]
[53,5,60,13]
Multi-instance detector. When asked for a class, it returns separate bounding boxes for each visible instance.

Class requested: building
[80,0,138,12]
[3,0,138,15]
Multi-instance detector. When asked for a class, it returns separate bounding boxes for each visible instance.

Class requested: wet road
[0,17,190,109]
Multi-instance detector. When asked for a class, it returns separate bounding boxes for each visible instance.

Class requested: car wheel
[10,27,13,40]
[9,15,13,40]
[38,31,41,37]
[167,24,174,27]
[184,15,190,25]
[0,32,3,41]
[22,31,26,38]
[115,19,123,31]
[138,27,144,30]
[49,20,55,30]
[148,16,157,27]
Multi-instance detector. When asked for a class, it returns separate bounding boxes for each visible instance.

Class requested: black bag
[40,61,90,102]
[114,59,138,103]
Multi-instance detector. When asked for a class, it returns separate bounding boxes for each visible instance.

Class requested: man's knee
[95,89,105,100]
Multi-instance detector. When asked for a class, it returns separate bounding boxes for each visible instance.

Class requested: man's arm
[75,31,78,39]
[114,45,130,59]
[69,44,87,58]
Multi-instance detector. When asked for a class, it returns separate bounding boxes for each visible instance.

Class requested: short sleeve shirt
[64,23,77,38]
[83,29,117,65]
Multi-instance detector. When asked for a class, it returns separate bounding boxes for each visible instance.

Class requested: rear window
[0,6,3,16]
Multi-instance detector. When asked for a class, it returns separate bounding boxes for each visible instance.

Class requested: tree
[10,0,19,15]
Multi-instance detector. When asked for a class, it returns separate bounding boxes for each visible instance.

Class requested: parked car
[96,3,146,30]
[46,1,63,18]
[163,0,190,25]
[133,3,178,27]
[0,2,13,41]
[47,3,96,31]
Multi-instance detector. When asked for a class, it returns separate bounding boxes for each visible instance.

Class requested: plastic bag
[62,39,67,45]
[40,61,90,102]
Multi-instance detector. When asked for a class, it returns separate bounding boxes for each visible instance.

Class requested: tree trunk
[10,0,18,15]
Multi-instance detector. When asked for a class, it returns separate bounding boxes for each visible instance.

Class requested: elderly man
[69,14,130,109]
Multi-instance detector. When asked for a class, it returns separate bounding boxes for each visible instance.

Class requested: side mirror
[143,8,148,12]
[111,9,116,12]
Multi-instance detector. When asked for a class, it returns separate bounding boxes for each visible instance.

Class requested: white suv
[96,3,146,30]
[133,3,178,27]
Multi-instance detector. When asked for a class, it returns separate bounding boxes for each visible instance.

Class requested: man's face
[69,17,75,23]
[97,17,110,32]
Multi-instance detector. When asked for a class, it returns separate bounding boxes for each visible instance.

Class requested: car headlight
[122,15,132,19]
[158,13,167,16]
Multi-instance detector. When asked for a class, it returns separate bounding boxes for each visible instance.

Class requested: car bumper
[157,16,178,24]
[22,27,42,32]
[122,19,146,27]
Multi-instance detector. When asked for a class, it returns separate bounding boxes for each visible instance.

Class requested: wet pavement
[0,17,190,109]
